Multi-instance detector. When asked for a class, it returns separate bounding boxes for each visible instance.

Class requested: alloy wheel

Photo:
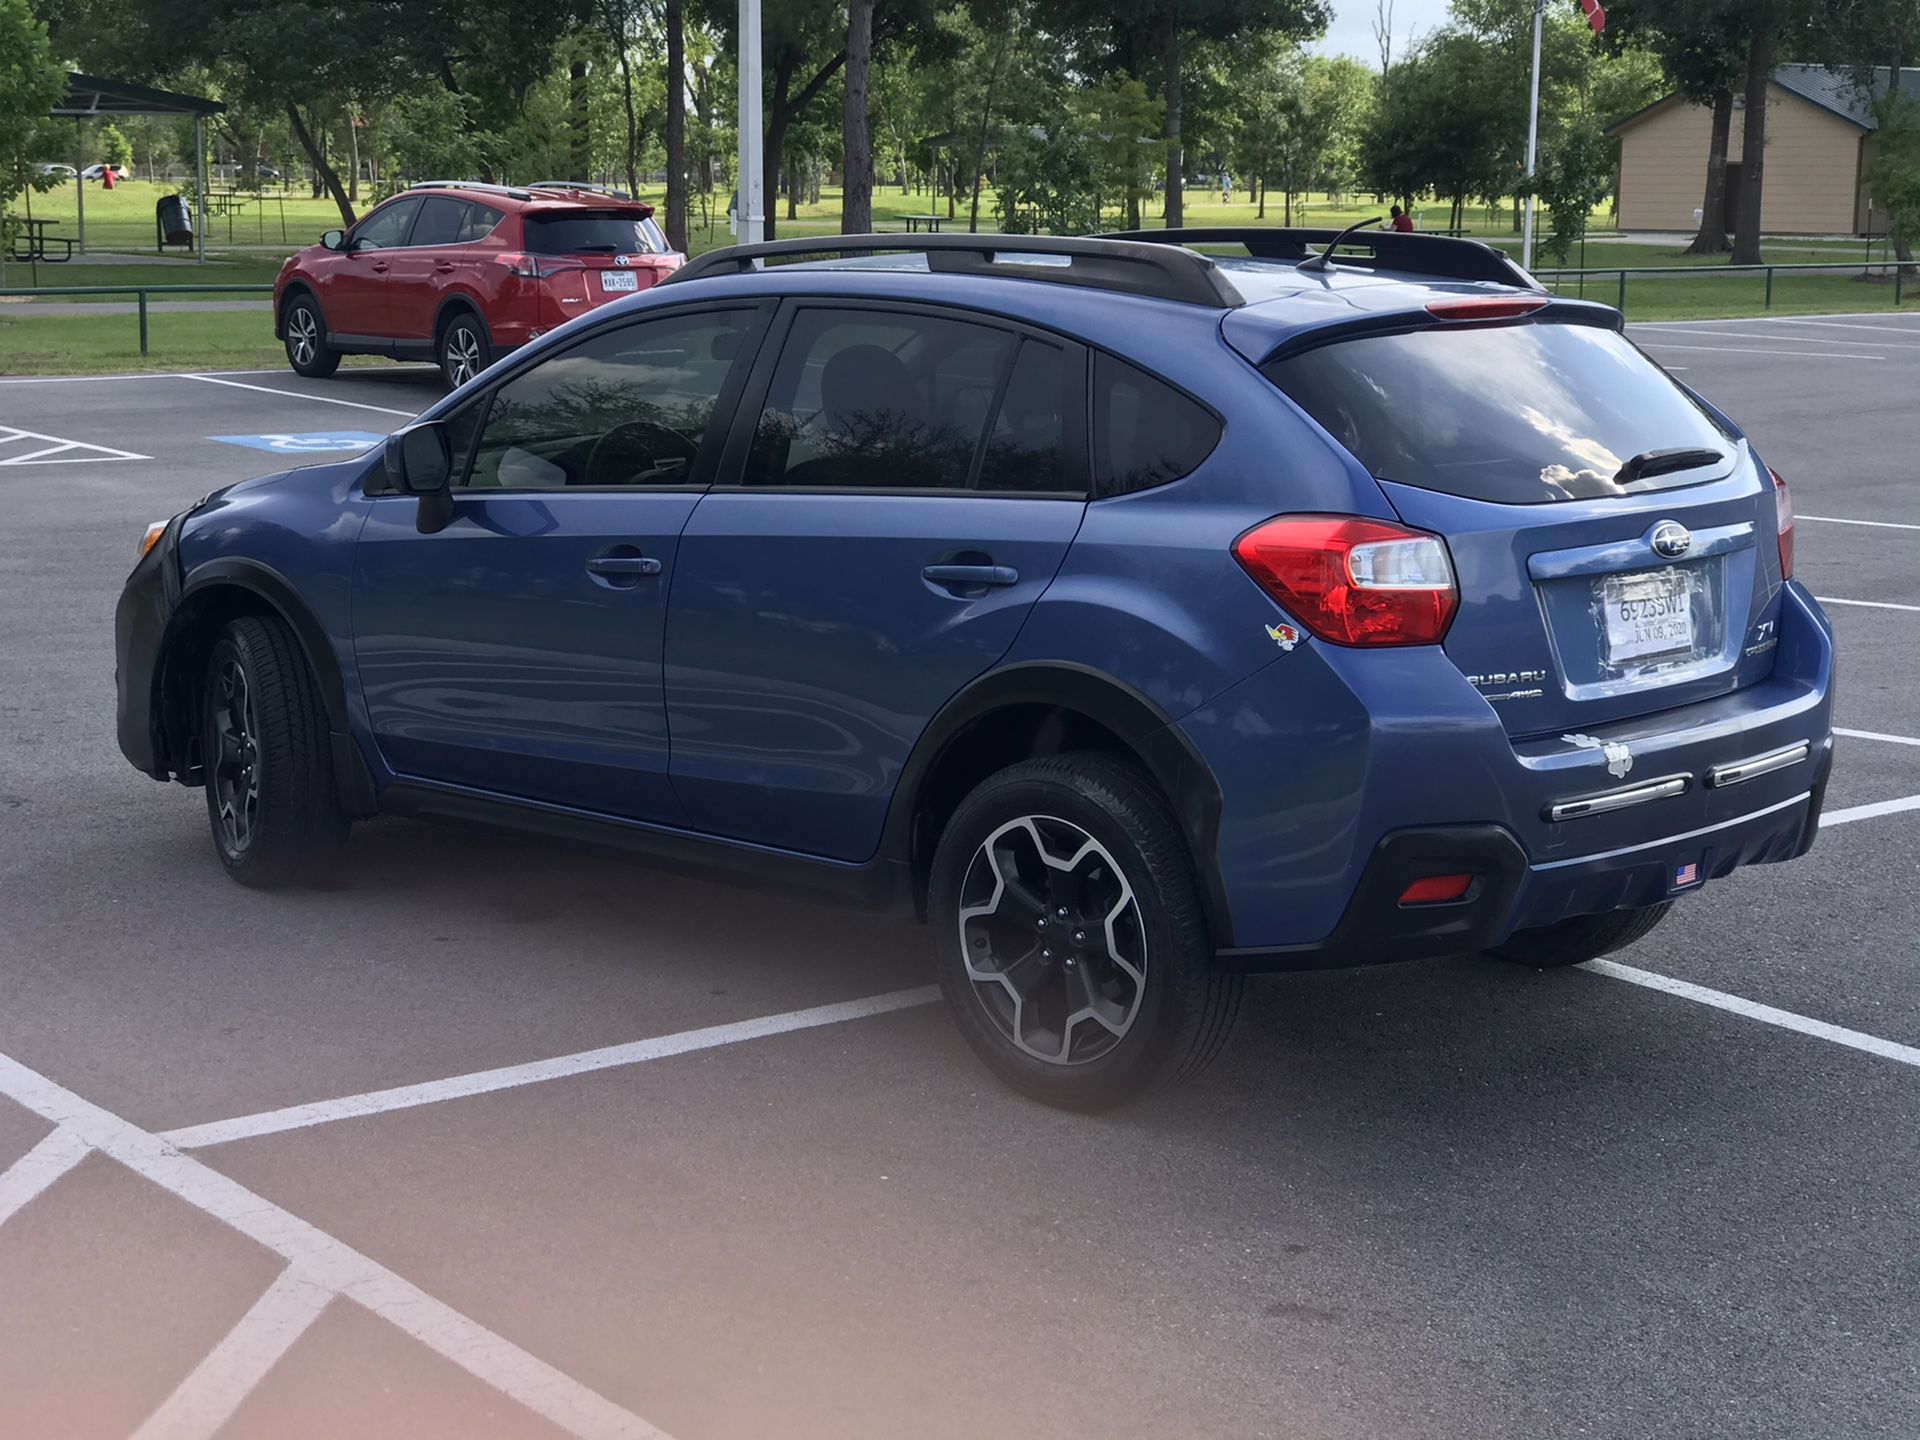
[288,307,317,366]
[955,814,1147,1065]
[446,326,483,387]
[209,657,261,854]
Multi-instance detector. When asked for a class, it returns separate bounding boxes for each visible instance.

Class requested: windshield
[524,210,668,257]
[1265,321,1735,503]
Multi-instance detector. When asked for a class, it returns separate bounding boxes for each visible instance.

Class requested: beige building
[1609,65,1918,236]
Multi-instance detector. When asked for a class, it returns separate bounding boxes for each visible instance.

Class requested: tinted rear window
[1094,354,1221,495]
[525,210,666,256]
[1264,321,1734,503]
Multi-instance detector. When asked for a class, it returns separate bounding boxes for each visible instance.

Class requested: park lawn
[0,256,287,299]
[0,309,292,374]
[1540,267,1913,319]
[20,177,336,256]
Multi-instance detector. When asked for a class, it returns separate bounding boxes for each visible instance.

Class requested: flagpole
[1521,0,1544,271]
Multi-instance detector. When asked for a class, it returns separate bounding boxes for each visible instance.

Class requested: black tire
[438,311,491,390]
[282,296,340,378]
[201,616,348,888]
[927,753,1241,1111]
[1485,902,1672,969]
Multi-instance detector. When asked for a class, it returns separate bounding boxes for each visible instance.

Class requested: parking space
[2,318,1918,1438]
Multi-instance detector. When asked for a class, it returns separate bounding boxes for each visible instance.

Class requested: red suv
[273,181,682,389]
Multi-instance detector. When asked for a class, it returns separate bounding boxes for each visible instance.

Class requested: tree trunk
[1732,27,1771,265]
[842,0,874,233]
[569,58,591,182]
[1685,88,1733,255]
[288,104,355,226]
[1161,5,1184,227]
[1258,177,1266,219]
[665,0,687,249]
[346,113,359,203]
[967,23,1012,233]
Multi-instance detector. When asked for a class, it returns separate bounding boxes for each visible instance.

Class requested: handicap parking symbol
[210,431,388,454]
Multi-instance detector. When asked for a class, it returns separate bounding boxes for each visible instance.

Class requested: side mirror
[384,422,456,534]
[320,228,345,252]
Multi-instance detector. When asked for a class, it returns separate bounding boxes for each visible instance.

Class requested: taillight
[1770,466,1795,579]
[494,252,576,280]
[1232,515,1458,647]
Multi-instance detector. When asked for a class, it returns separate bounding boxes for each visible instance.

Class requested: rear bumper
[1188,581,1835,965]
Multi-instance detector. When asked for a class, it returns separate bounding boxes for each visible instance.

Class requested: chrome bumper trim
[1707,741,1810,788]
[1545,774,1691,823]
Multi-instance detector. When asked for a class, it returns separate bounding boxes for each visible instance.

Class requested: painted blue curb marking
[210,432,387,454]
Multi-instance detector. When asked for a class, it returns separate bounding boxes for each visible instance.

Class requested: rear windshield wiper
[569,243,621,253]
[1613,446,1726,483]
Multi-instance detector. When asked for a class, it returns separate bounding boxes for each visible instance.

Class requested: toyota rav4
[122,228,1833,1110]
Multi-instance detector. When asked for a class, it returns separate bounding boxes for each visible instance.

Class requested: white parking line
[1799,515,1920,532]
[1822,793,1920,826]
[1837,727,1920,747]
[1768,317,1920,335]
[1587,961,1920,1070]
[180,374,416,418]
[0,1048,669,1440]
[1636,343,1883,360]
[0,424,149,464]
[0,1125,91,1226]
[1816,596,1920,612]
[131,1266,335,1440]
[163,985,940,1151]
[1630,325,1920,349]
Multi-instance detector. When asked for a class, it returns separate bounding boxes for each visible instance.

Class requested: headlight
[136,521,168,561]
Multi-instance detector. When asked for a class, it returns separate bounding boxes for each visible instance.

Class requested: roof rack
[525,180,636,200]
[408,180,533,201]
[1097,227,1543,292]
[664,233,1246,307]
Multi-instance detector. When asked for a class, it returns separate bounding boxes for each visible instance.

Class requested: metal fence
[0,284,273,355]
[1529,259,1913,315]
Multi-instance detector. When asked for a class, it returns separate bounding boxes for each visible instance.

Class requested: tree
[1531,116,1613,262]
[0,0,65,277]
[665,0,688,249]
[842,0,875,232]
[98,122,135,170]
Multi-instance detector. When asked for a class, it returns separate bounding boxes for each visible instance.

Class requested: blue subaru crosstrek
[115,228,1834,1110]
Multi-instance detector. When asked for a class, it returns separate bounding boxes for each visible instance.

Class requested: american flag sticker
[1673,861,1700,888]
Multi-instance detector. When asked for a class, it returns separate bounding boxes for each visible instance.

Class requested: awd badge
[1265,622,1300,651]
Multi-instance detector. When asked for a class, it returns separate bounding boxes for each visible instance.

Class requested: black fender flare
[431,295,493,353]
[879,661,1233,945]
[171,559,378,815]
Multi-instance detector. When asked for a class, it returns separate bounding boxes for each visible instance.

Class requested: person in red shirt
[101,164,117,191]
[1388,204,1413,233]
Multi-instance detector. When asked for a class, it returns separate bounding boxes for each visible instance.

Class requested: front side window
[745,308,1021,490]
[1264,321,1735,503]
[463,309,758,491]
[350,198,421,251]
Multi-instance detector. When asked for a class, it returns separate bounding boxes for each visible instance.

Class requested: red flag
[1579,0,1606,32]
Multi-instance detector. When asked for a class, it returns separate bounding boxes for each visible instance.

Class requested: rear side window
[525,210,666,256]
[456,202,504,242]
[1264,321,1734,504]
[744,308,1018,491]
[409,196,469,248]
[1094,354,1221,495]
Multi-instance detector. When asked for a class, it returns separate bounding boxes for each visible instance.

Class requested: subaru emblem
[1650,520,1692,559]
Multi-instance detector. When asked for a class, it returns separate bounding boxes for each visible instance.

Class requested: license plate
[1601,567,1695,665]
[598,270,639,293]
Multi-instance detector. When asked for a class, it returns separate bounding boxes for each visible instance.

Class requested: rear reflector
[1232,515,1458,646]
[1398,874,1473,905]
[1424,296,1550,321]
[1770,466,1795,579]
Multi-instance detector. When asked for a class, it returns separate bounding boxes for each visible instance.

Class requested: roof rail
[525,180,635,200]
[1097,227,1542,292]
[408,179,534,201]
[664,233,1245,307]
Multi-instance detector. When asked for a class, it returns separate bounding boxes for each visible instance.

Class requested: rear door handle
[587,555,662,577]
[922,563,1019,589]
[434,262,455,273]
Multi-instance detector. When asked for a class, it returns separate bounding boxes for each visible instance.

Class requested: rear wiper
[571,244,620,253]
[1613,446,1726,483]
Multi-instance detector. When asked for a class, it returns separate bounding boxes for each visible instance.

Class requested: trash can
[156,194,194,249]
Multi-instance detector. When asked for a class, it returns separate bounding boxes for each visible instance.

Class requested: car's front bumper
[114,516,183,779]
[1184,581,1835,965]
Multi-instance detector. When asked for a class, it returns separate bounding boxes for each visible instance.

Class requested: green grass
[1540,268,1913,320]
[0,309,288,374]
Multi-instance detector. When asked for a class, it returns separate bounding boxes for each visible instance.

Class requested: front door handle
[587,554,663,577]
[370,261,389,274]
[922,563,1019,589]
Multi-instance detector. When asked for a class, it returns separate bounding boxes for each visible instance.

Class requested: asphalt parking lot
[2,313,1918,1440]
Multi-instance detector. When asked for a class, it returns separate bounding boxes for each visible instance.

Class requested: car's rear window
[1264,321,1734,503]
[524,210,667,256]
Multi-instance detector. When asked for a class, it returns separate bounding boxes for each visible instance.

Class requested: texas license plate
[599,269,639,293]
[1601,568,1694,665]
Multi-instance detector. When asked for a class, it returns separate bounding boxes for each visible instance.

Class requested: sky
[1311,0,1454,64]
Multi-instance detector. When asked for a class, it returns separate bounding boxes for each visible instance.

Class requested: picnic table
[6,217,70,263]
[903,214,948,234]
